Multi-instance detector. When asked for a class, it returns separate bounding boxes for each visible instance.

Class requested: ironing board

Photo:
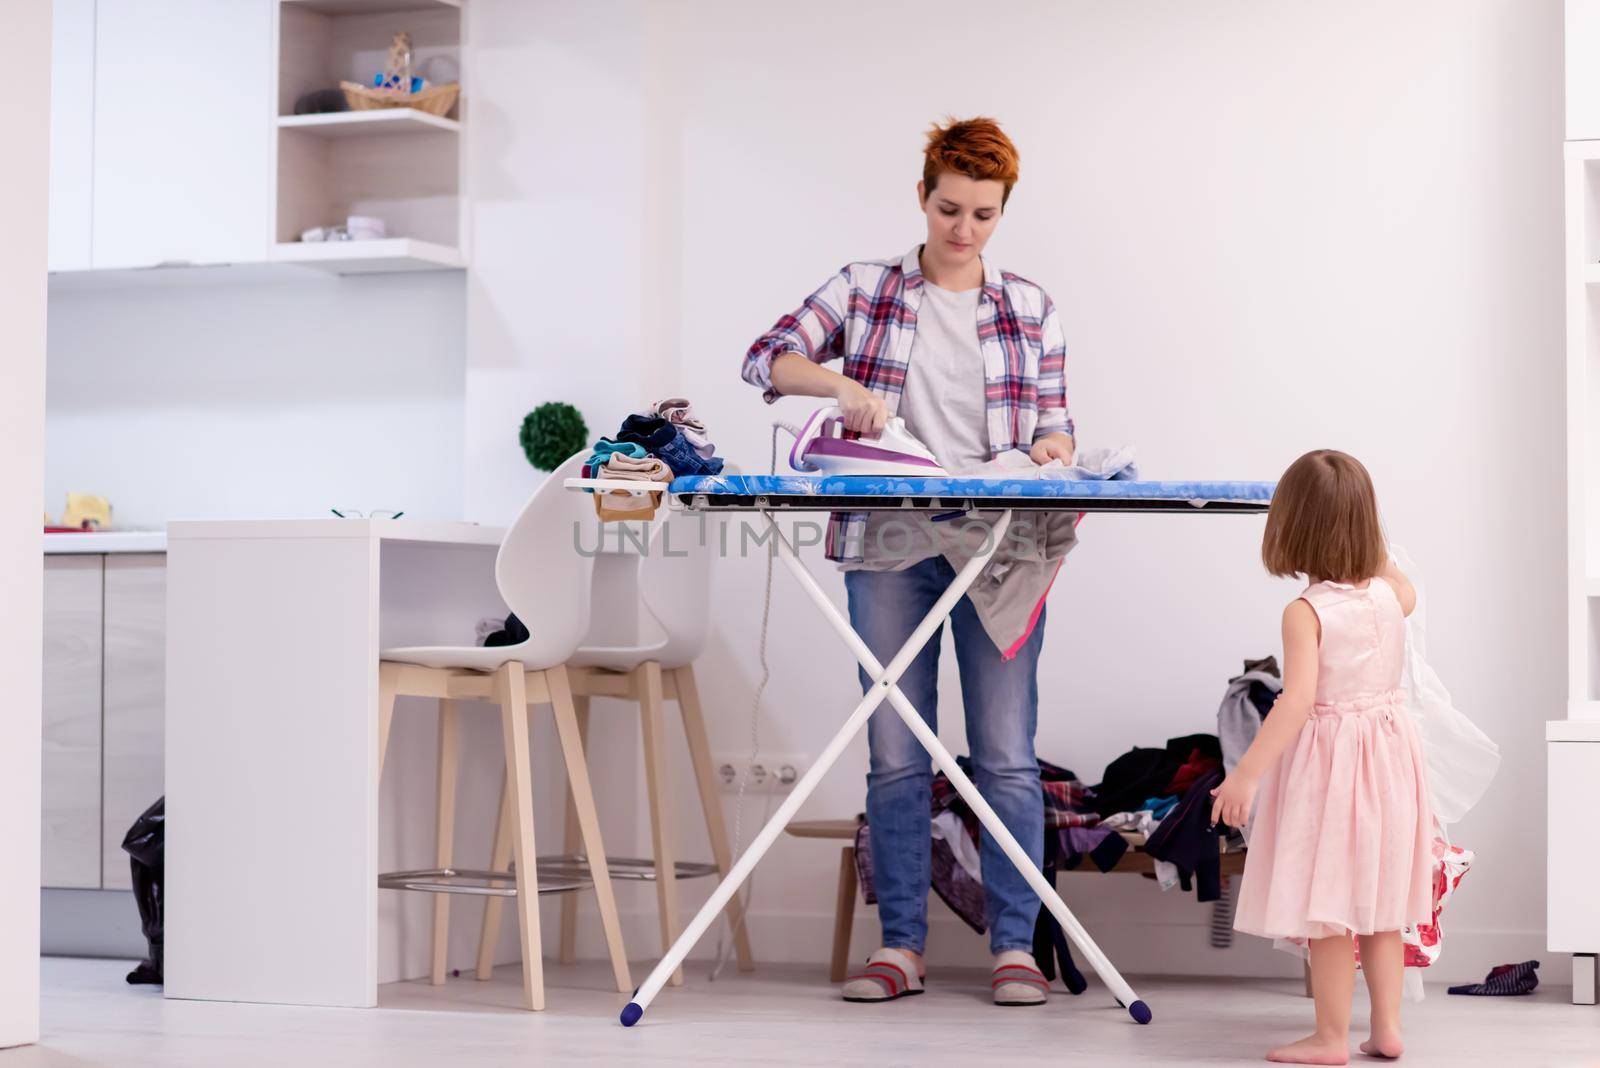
[564,474,1275,1027]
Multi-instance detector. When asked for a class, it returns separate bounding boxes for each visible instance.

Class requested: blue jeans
[844,556,1045,955]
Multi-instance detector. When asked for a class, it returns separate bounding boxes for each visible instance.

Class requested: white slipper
[992,949,1049,1006]
[841,948,925,1002]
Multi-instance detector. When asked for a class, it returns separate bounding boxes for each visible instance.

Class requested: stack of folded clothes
[582,397,724,520]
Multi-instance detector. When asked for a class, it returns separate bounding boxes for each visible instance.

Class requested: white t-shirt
[897,281,991,472]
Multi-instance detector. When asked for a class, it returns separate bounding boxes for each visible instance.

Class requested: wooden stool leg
[475,776,512,981]
[495,663,544,1011]
[430,699,461,986]
[377,662,400,780]
[548,667,632,993]
[830,845,857,983]
[639,662,684,986]
[557,692,591,966]
[673,664,755,971]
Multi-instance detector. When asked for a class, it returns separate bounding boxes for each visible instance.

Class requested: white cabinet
[48,0,95,272]
[101,555,166,890]
[40,552,167,892]
[1549,739,1600,952]
[42,556,104,889]
[90,0,273,268]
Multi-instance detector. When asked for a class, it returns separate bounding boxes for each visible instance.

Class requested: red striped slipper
[841,948,925,1003]
[992,950,1050,1006]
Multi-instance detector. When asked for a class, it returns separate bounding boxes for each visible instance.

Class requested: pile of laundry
[852,758,1123,943]
[1094,731,1233,900]
[851,735,1235,920]
[582,397,724,520]
[846,658,1282,990]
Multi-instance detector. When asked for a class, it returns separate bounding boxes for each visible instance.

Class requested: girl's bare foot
[1359,1030,1404,1059]
[1266,1033,1350,1065]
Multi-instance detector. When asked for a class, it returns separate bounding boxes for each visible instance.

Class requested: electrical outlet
[715,754,804,794]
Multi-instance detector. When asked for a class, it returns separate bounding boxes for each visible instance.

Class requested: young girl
[1212,450,1433,1065]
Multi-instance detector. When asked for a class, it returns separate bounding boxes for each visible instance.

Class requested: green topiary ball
[520,402,589,471]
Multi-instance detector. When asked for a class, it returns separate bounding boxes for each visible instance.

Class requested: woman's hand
[1209,773,1258,830]
[833,377,889,435]
[1029,433,1075,466]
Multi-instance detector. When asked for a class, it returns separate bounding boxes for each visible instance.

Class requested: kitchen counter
[43,531,166,554]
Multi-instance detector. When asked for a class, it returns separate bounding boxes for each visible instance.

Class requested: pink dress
[1233,578,1434,940]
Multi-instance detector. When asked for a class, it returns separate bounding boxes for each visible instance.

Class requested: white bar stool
[480,502,756,982]
[377,453,630,1011]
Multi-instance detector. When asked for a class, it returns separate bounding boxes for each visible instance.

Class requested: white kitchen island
[164,519,512,1008]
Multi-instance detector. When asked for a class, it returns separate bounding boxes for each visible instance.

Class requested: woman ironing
[740,117,1075,1006]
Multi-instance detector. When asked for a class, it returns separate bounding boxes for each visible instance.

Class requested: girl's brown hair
[923,117,1020,206]
[1261,450,1386,583]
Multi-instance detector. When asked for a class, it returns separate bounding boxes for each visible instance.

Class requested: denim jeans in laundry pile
[615,414,723,477]
[652,431,723,477]
[844,555,1045,955]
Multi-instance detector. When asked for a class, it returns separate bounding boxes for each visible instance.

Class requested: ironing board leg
[765,509,1149,1024]
[619,510,1001,1027]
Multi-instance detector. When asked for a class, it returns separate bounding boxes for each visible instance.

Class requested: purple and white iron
[784,404,949,477]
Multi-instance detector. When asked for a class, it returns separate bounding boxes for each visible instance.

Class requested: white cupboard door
[102,554,165,890]
[42,556,104,889]
[48,0,95,272]
[91,0,272,268]
[1549,740,1600,952]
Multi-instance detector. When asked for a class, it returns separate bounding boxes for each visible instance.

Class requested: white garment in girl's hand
[1391,544,1500,826]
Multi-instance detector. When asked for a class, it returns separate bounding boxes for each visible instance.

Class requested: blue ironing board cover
[670,474,1275,508]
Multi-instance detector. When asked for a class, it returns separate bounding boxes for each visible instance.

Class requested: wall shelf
[273,0,466,267]
[276,110,460,138]
[270,237,465,274]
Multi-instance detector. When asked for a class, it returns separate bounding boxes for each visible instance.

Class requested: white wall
[463,0,651,525]
[46,273,466,528]
[521,0,1564,980]
[2,0,50,1049]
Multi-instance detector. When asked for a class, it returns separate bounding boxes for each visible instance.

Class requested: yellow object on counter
[61,492,112,531]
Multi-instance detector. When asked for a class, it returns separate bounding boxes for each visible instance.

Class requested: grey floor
[5,957,1596,1066]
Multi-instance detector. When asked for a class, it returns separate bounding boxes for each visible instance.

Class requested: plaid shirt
[742,245,1074,563]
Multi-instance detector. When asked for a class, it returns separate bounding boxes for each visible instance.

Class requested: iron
[783,405,949,477]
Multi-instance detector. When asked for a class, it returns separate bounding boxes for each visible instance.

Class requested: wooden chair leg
[475,775,512,981]
[430,699,460,986]
[547,667,632,993]
[557,692,591,966]
[673,664,755,971]
[377,662,400,780]
[830,845,857,983]
[639,662,684,986]
[495,663,544,1011]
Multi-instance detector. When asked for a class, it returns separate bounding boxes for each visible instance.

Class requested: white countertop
[166,519,504,547]
[44,531,167,554]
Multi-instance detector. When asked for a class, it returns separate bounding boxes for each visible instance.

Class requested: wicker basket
[340,80,459,118]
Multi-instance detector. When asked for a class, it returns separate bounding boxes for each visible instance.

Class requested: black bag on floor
[121,796,164,985]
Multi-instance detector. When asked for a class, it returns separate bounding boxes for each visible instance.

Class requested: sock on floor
[1447,959,1539,996]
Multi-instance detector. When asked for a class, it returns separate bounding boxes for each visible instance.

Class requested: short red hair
[923,116,1020,207]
